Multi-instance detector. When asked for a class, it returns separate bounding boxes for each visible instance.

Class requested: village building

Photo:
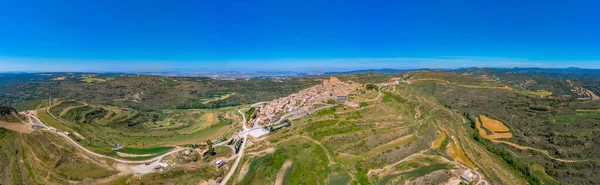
[460,170,475,183]
[335,93,349,102]
[254,76,360,125]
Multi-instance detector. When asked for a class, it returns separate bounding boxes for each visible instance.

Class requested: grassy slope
[231,81,525,184]
[39,101,240,157]
[0,128,116,185]
[410,71,600,184]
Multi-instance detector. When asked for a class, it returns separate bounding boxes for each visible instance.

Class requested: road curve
[28,114,186,164]
[364,85,384,102]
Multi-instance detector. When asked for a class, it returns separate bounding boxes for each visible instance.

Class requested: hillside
[1,70,599,184]
[0,106,23,123]
[227,76,524,185]
[0,73,322,110]
[408,71,600,184]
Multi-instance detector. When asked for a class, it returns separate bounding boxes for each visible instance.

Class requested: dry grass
[526,91,553,97]
[274,160,293,185]
[479,115,510,132]
[431,131,446,149]
[0,121,32,133]
[476,117,513,140]
[446,138,474,168]
[487,132,513,139]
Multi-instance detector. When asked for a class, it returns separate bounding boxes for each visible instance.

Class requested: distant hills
[458,67,600,74]
[3,67,600,79]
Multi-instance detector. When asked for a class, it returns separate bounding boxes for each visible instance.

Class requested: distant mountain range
[3,67,600,78]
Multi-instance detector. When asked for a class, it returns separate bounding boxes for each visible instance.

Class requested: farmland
[227,81,524,185]
[2,70,600,184]
[409,70,600,184]
[479,115,510,132]
[38,100,241,158]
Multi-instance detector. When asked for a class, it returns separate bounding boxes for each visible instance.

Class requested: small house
[335,93,349,102]
[460,170,475,183]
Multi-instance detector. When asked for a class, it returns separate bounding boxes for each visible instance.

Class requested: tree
[206,140,215,155]
[366,84,378,91]
[359,102,369,107]
[327,99,336,104]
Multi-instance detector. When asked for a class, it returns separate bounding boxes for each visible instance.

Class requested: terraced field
[0,128,117,184]
[227,83,523,185]
[39,100,240,158]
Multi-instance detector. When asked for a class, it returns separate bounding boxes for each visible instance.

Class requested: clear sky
[1,0,599,72]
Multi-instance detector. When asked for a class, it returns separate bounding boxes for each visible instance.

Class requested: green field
[237,137,330,185]
[37,101,240,159]
[37,110,71,131]
[552,111,600,125]
[118,146,174,155]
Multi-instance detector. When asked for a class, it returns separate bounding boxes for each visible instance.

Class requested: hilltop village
[252,76,362,126]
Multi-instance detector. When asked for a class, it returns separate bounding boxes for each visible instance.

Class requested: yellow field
[177,112,218,134]
[204,112,217,123]
[431,131,446,149]
[446,138,475,168]
[479,115,510,132]
[476,118,513,140]
[82,77,106,83]
[487,132,513,139]
[526,91,553,97]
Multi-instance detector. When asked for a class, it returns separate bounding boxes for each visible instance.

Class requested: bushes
[327,99,337,104]
[366,84,379,91]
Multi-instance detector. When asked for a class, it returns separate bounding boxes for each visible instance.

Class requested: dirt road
[27,114,185,164]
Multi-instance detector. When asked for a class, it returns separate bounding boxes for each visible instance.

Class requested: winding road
[27,113,187,164]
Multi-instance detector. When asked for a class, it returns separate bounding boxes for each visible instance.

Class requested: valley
[0,69,599,184]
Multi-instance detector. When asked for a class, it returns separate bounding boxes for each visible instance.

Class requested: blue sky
[1,0,599,72]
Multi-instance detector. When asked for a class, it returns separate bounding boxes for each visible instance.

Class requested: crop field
[0,129,117,184]
[431,130,446,149]
[229,82,527,184]
[476,118,513,140]
[446,138,474,168]
[479,115,510,132]
[118,146,174,155]
[525,91,553,97]
[39,101,240,157]
[37,109,72,131]
[82,77,106,83]
[176,112,217,134]
[552,110,600,125]
[410,71,600,184]
[48,101,84,116]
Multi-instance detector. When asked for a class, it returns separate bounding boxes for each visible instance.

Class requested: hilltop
[0,69,599,184]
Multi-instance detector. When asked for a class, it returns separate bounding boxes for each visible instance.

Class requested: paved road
[220,110,251,185]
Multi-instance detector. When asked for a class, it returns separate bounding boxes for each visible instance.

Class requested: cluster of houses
[254,76,360,125]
